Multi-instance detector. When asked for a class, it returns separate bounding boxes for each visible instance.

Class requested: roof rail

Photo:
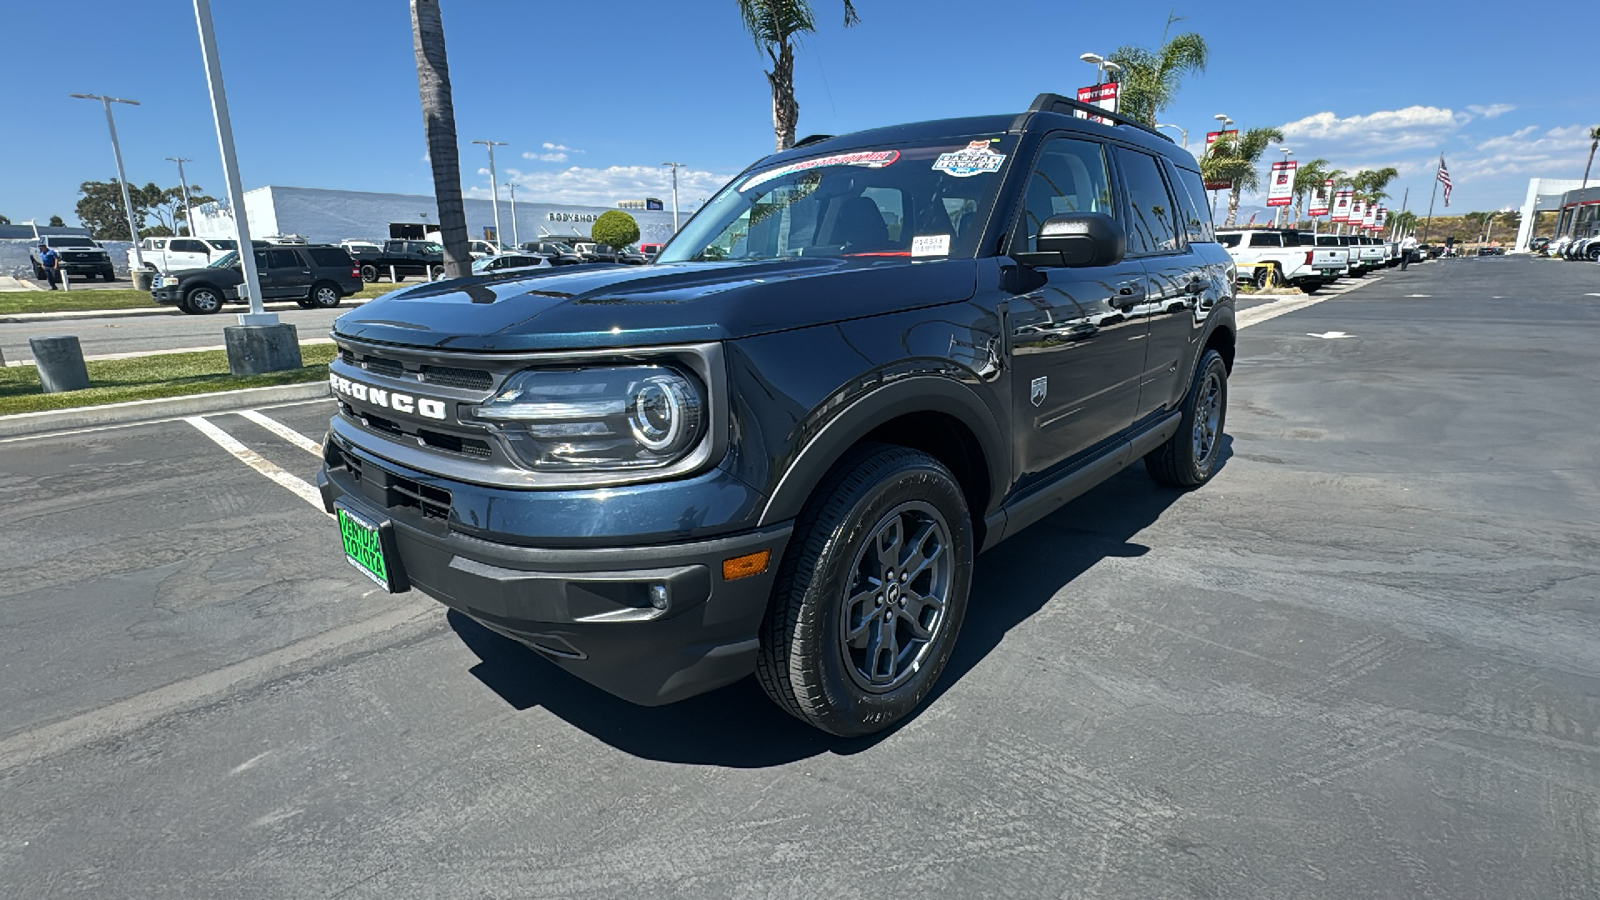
[1022,93,1173,143]
[794,133,834,148]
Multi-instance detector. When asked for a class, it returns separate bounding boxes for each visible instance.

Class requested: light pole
[661,162,686,233]
[1209,114,1233,218]
[472,140,507,246]
[191,0,268,324]
[1078,52,1121,85]
[1155,123,1188,149]
[70,93,144,270]
[1278,147,1293,228]
[166,156,195,236]
[504,182,518,248]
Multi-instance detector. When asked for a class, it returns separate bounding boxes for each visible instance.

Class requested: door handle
[1111,283,1145,309]
[1184,279,1206,295]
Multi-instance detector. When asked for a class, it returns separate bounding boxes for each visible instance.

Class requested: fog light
[722,550,771,581]
[648,583,669,610]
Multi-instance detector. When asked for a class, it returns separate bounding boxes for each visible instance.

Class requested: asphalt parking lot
[2,257,1598,898]
[0,303,363,363]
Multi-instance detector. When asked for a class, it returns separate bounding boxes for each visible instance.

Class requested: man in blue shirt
[37,243,61,289]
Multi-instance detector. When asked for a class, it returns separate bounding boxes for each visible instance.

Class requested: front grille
[362,356,405,378]
[417,428,493,458]
[421,364,493,390]
[336,445,452,522]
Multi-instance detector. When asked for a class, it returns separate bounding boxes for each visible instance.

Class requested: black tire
[1251,265,1278,290]
[183,286,224,315]
[392,272,406,283]
[360,264,378,283]
[429,265,445,280]
[756,444,973,737]
[1145,349,1229,488]
[309,282,342,309]
[295,298,316,309]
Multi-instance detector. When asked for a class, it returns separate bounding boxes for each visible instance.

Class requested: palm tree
[1577,126,1600,235]
[1390,210,1419,237]
[1108,31,1208,127]
[1290,158,1330,228]
[1205,126,1285,227]
[737,0,859,152]
[410,0,469,276]
[1351,167,1400,206]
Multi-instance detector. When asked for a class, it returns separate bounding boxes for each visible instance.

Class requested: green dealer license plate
[337,506,400,592]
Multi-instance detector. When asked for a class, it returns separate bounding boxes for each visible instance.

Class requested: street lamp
[1209,115,1233,218]
[1078,52,1122,85]
[504,182,519,249]
[1278,147,1293,228]
[1155,123,1188,149]
[166,157,195,236]
[661,162,686,233]
[70,93,145,271]
[472,140,507,246]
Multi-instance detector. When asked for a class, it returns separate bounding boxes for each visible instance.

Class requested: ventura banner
[1330,189,1354,222]
[1349,199,1366,227]
[1202,130,1238,190]
[1374,207,1389,231]
[1075,83,1119,125]
[1266,161,1296,207]
[1309,179,1332,217]
[1362,203,1379,229]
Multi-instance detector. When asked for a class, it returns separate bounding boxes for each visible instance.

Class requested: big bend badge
[1030,376,1048,407]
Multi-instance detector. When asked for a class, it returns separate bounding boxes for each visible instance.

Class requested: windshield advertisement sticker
[933,141,1006,177]
[740,150,900,191]
[912,234,951,257]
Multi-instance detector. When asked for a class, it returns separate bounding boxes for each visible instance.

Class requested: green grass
[0,282,411,316]
[0,343,337,416]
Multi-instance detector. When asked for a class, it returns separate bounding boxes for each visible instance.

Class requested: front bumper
[317,443,793,707]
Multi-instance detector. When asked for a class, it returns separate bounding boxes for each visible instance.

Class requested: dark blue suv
[317,94,1237,736]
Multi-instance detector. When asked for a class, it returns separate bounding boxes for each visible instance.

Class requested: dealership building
[189,186,685,247]
[1513,177,1589,251]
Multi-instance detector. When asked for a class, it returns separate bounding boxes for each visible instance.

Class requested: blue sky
[3,0,1592,227]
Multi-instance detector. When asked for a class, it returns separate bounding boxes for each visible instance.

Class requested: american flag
[1437,156,1452,207]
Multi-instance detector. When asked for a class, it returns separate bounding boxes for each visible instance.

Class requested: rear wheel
[1251,265,1279,290]
[183,286,223,315]
[310,282,342,309]
[1145,349,1228,488]
[429,265,445,280]
[757,445,973,737]
[360,264,378,283]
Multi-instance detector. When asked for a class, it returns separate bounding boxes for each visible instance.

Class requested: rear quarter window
[307,248,354,267]
[1218,233,1241,247]
[1165,162,1216,244]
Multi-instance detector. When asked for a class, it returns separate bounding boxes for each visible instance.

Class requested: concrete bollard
[132,270,155,291]
[30,335,91,393]
[224,323,302,376]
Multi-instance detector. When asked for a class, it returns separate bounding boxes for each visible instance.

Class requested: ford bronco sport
[318,93,1237,736]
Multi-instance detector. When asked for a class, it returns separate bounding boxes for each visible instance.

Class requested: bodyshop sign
[548,212,600,223]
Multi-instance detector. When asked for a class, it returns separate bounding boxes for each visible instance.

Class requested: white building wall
[1514,178,1584,251]
[191,186,685,247]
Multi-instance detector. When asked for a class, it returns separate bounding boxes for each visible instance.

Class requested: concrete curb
[0,297,371,324]
[0,381,331,439]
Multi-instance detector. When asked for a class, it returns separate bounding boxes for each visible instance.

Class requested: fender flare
[757,375,1011,526]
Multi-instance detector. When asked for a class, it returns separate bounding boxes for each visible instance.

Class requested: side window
[1165,161,1216,244]
[1253,232,1283,248]
[173,239,204,253]
[154,239,168,250]
[307,248,351,267]
[267,248,302,269]
[1017,136,1113,252]
[1113,147,1179,256]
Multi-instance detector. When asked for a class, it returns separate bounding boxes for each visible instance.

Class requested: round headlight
[630,376,695,452]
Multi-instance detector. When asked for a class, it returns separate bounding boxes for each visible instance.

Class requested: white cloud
[542,142,577,152]
[1466,103,1515,119]
[1280,106,1463,152]
[465,164,737,207]
[523,151,568,163]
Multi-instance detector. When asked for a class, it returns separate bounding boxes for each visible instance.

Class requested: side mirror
[1019,213,1125,268]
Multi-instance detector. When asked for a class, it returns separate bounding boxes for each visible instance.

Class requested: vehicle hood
[169,265,243,283]
[331,258,977,351]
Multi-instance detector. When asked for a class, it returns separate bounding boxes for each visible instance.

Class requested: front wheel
[183,286,224,315]
[757,445,973,737]
[309,282,342,309]
[1145,349,1228,488]
[429,265,445,280]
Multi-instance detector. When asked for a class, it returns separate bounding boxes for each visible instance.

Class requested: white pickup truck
[1217,229,1346,290]
[1308,233,1352,276]
[127,236,240,273]
[1345,235,1387,274]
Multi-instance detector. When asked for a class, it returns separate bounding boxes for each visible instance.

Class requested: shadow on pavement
[450,443,1225,767]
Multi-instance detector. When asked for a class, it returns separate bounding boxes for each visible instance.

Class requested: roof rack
[794,133,834,148]
[1021,93,1173,143]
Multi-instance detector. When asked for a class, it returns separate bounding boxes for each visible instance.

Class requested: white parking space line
[0,397,335,445]
[1236,275,1382,330]
[186,415,328,514]
[237,409,323,457]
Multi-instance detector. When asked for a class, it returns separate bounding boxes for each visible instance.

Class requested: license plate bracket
[336,504,409,593]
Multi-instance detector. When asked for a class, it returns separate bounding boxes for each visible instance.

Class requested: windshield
[422,242,444,254]
[659,137,1017,264]
[48,237,96,248]
[209,251,239,268]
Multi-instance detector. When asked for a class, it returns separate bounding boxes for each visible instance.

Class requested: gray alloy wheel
[837,500,955,693]
[184,286,223,315]
[1190,368,1224,471]
[1145,348,1229,488]
[311,283,342,309]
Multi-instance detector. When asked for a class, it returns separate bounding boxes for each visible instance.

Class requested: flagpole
[1421,157,1441,244]
[1394,187,1409,240]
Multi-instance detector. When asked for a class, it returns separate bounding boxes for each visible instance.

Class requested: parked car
[518,241,584,265]
[340,239,382,258]
[638,242,665,260]
[1530,236,1551,254]
[590,244,647,265]
[318,91,1236,736]
[347,239,446,282]
[126,236,240,273]
[1309,233,1352,276]
[150,244,362,314]
[261,233,308,245]
[469,253,552,275]
[31,235,116,281]
[1217,228,1343,290]
[468,240,511,260]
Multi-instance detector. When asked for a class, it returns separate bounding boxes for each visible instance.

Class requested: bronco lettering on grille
[330,374,447,421]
